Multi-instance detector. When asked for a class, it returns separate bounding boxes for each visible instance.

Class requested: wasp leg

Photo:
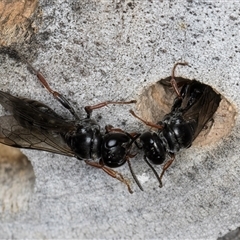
[129,110,164,130]
[23,59,79,120]
[171,62,189,98]
[105,124,126,133]
[84,100,136,118]
[159,154,175,187]
[203,118,214,132]
[85,160,133,194]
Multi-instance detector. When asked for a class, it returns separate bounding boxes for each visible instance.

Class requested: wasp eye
[107,139,117,148]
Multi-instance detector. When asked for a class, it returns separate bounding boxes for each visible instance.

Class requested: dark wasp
[130,63,222,187]
[0,55,142,193]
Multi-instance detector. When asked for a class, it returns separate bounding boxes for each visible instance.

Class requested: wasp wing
[0,91,76,157]
[180,81,221,140]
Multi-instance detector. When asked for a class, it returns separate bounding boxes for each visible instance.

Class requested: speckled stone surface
[0,1,240,239]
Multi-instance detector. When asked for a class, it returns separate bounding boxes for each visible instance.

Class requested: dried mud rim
[0,0,39,47]
[0,144,35,213]
[136,76,237,147]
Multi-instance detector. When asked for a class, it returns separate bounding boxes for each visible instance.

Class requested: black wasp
[130,63,222,187]
[0,55,142,193]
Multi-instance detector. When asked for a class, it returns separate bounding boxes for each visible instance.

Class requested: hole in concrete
[0,0,39,47]
[136,76,237,147]
[0,144,35,213]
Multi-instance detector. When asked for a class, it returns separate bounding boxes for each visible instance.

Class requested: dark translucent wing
[0,91,74,131]
[181,83,221,140]
[0,91,76,156]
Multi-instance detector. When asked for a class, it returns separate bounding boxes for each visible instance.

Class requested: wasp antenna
[127,158,144,191]
[125,133,143,191]
[143,155,163,188]
[127,132,141,145]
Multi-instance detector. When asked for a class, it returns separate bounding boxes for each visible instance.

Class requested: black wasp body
[0,55,140,193]
[131,63,222,186]
[0,92,130,166]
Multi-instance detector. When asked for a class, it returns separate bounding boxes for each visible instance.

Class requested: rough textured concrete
[0,0,240,239]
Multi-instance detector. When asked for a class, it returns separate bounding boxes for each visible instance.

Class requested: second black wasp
[131,62,222,187]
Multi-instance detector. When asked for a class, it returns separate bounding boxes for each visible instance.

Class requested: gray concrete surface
[0,0,240,239]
